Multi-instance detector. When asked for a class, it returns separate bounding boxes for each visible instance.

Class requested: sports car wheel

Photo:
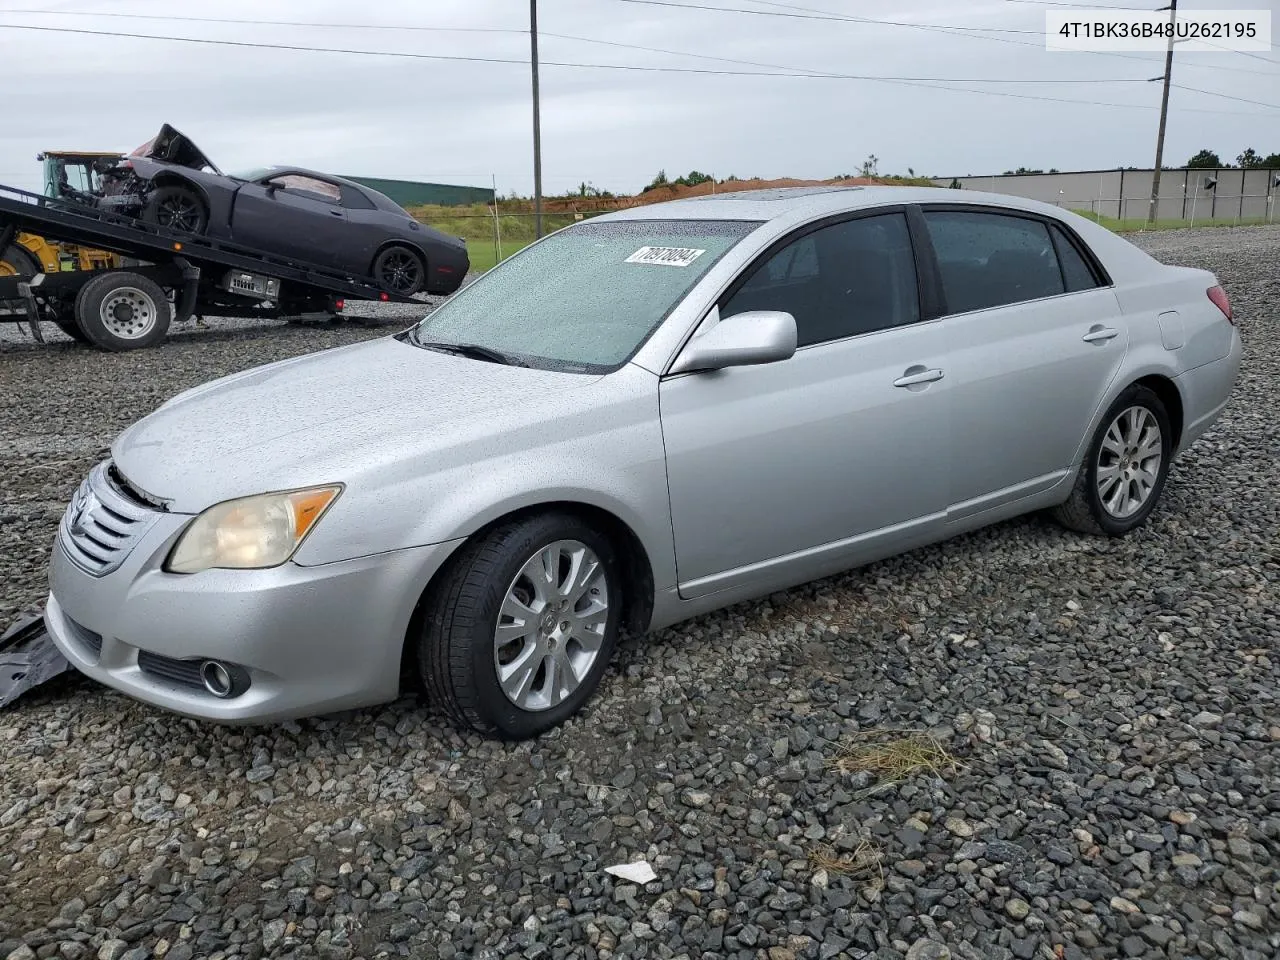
[373,245,426,296]
[143,187,208,235]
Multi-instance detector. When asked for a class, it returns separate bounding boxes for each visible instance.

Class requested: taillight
[1207,285,1233,324]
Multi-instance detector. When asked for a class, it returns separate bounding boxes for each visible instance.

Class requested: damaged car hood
[110,337,604,513]
[131,123,221,175]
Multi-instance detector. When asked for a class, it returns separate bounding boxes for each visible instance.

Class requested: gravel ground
[0,229,1277,960]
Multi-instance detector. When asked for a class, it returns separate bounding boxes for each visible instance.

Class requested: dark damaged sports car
[84,125,469,296]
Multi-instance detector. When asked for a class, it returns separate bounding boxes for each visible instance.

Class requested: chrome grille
[58,462,159,576]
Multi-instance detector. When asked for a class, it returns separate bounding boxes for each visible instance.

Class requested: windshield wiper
[413,339,527,367]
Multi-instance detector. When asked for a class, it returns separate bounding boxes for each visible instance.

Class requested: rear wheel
[143,186,208,234]
[372,245,426,296]
[75,272,172,351]
[1051,384,1172,537]
[418,513,622,739]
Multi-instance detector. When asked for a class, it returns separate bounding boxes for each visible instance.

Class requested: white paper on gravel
[603,860,657,884]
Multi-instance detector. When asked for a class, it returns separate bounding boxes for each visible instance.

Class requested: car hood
[111,337,603,513]
[131,123,221,175]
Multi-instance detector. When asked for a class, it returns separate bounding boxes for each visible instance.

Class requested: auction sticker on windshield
[625,246,706,267]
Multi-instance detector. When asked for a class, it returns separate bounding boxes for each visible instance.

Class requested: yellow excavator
[0,151,121,339]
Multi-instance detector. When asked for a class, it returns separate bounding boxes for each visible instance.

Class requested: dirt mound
[538,176,905,213]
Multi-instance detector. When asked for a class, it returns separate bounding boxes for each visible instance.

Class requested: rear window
[925,211,1067,313]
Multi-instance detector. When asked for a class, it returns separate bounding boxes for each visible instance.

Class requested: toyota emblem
[70,493,97,536]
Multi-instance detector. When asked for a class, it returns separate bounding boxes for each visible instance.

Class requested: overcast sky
[0,0,1276,196]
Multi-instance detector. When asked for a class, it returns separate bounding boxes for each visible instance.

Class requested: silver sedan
[44,186,1242,738]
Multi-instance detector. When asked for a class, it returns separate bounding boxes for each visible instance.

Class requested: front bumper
[46,515,461,723]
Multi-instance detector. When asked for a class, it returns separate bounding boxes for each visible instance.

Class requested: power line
[0,21,1273,117]
[0,10,1143,81]
[1172,83,1280,110]
[1002,0,1148,8]
[11,6,1274,77]
[623,0,1280,77]
[0,22,1146,84]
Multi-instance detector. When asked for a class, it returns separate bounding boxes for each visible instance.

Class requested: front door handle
[1082,326,1119,343]
[329,209,344,217]
[893,366,945,388]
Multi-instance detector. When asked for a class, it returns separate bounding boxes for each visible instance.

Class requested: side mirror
[265,182,281,196]
[669,309,797,375]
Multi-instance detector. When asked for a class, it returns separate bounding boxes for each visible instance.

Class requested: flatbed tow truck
[0,181,416,350]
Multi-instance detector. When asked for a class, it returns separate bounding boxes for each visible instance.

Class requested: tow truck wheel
[75,272,172,351]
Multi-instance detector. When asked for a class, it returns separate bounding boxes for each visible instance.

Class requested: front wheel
[1051,384,1172,536]
[142,186,208,235]
[372,245,426,296]
[418,513,622,739]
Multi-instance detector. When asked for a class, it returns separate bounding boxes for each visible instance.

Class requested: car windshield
[228,167,275,182]
[408,218,759,372]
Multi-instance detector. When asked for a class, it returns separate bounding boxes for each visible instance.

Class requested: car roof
[592,186,1076,223]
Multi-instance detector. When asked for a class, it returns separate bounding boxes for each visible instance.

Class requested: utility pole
[530,0,544,239]
[1146,0,1177,225]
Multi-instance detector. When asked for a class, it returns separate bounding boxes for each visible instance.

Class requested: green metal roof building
[344,176,495,208]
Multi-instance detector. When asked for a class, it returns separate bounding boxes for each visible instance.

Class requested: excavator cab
[39,151,123,203]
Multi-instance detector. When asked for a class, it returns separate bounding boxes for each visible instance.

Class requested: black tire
[1,243,39,280]
[418,512,623,739]
[75,272,172,351]
[51,310,90,344]
[1,243,41,316]
[142,186,208,234]
[372,245,426,296]
[1051,384,1172,537]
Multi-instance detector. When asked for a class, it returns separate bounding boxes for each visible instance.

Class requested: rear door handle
[893,367,945,388]
[1082,326,1119,343]
[329,209,344,217]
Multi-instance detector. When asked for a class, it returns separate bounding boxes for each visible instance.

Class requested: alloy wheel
[1096,405,1163,519]
[493,539,610,712]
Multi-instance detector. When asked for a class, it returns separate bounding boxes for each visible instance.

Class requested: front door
[659,211,951,600]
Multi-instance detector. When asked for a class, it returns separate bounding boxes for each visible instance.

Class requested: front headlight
[165,486,342,574]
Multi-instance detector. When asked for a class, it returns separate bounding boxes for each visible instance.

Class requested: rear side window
[1050,224,1103,292]
[924,211,1066,313]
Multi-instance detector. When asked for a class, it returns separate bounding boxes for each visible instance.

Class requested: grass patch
[406,203,611,272]
[1069,209,1275,233]
[808,839,884,880]
[832,730,962,785]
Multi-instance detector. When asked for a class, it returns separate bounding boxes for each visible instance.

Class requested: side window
[340,184,376,210]
[1050,224,1103,292]
[722,213,920,348]
[268,174,342,203]
[924,211,1066,313]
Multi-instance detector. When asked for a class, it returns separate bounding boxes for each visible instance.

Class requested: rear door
[921,206,1128,519]
[231,173,351,266]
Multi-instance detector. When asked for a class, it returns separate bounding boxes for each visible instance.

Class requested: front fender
[291,365,678,593]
